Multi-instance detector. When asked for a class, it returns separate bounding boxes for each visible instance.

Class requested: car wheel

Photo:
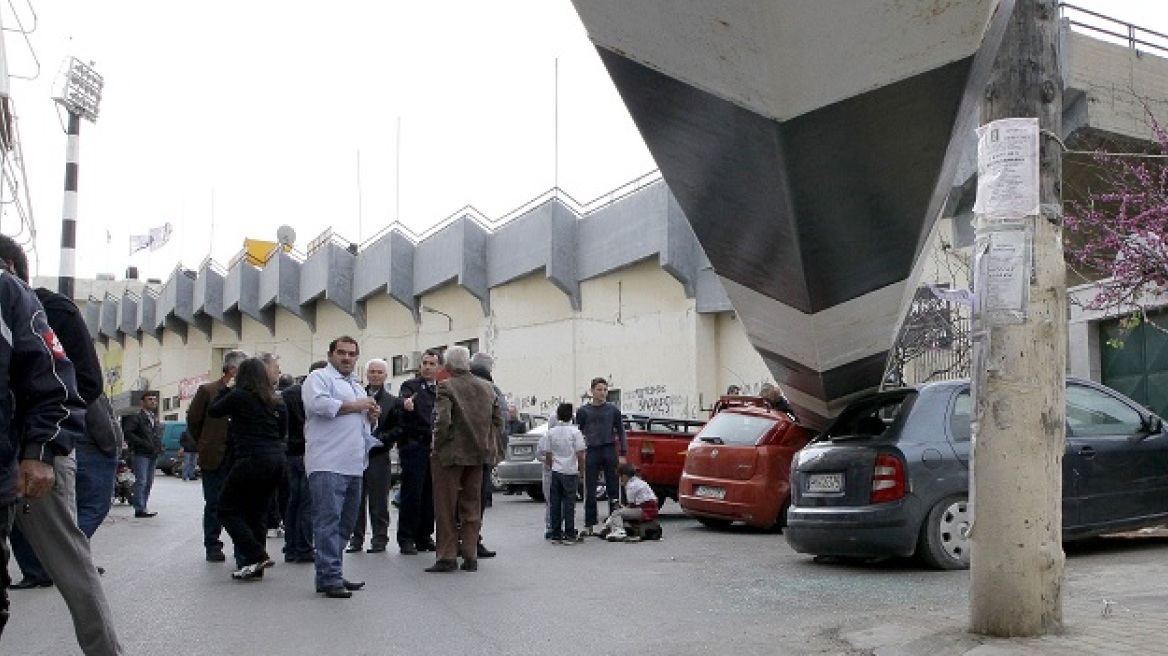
[917,495,971,570]
[697,517,732,530]
[526,485,545,502]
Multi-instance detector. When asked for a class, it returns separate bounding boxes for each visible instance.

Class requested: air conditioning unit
[399,351,421,374]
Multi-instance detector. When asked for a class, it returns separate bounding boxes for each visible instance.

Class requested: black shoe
[345,544,362,553]
[416,538,437,552]
[367,545,386,553]
[425,559,458,573]
[135,511,157,518]
[318,586,352,599]
[399,542,418,555]
[460,560,478,572]
[316,579,365,593]
[206,550,226,563]
[9,578,52,590]
[476,542,496,558]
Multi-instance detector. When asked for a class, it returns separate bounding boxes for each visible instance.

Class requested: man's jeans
[283,456,313,559]
[182,452,199,480]
[75,445,117,539]
[309,471,362,590]
[130,454,157,514]
[584,445,620,527]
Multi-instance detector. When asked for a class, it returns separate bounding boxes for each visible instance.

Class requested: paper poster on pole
[973,118,1040,220]
[973,228,1031,324]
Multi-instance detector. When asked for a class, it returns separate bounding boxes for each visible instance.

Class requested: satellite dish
[276,225,297,246]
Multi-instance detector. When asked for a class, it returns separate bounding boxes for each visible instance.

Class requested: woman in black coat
[207,356,288,580]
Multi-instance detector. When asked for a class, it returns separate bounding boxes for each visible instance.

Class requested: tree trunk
[969,0,1065,637]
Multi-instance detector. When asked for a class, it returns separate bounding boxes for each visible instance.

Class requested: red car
[679,398,813,529]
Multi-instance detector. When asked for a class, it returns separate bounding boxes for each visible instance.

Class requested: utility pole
[970,0,1065,637]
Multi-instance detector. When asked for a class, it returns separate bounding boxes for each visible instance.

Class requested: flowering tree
[1064,119,1168,340]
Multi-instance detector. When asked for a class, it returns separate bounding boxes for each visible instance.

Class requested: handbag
[86,393,124,456]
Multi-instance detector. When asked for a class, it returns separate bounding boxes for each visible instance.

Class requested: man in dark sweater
[575,377,627,535]
[281,360,326,563]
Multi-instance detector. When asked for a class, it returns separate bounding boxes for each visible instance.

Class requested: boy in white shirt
[536,403,586,544]
[603,463,659,542]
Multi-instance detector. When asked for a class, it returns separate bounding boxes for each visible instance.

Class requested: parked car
[785,377,1168,570]
[678,398,813,529]
[495,421,550,500]
[158,421,188,476]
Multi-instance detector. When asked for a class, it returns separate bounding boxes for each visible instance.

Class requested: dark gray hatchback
[785,377,1168,569]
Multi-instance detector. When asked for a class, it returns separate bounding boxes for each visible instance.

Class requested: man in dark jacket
[122,392,164,518]
[187,349,247,562]
[347,358,401,554]
[0,235,123,654]
[0,256,86,643]
[282,360,326,563]
[395,348,441,555]
[468,351,510,558]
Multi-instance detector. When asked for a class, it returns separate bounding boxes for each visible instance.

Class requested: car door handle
[1077,446,1096,459]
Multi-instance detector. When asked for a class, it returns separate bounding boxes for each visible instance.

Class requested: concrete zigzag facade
[72,180,775,420]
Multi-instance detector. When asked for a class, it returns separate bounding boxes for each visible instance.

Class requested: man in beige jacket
[425,346,503,573]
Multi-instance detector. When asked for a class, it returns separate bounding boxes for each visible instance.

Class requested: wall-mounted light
[421,304,452,331]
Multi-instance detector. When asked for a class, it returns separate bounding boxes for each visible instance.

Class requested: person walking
[395,348,441,555]
[187,350,248,562]
[425,346,503,573]
[122,392,164,518]
[0,236,123,654]
[206,356,289,581]
[576,377,628,536]
[302,336,381,598]
[178,430,198,481]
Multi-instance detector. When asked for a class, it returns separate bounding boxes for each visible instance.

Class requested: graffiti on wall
[626,384,690,417]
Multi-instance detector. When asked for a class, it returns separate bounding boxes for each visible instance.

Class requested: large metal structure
[570,0,1013,426]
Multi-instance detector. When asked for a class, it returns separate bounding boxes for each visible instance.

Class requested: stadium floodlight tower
[51,57,104,299]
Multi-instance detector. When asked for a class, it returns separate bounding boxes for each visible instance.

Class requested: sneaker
[625,535,642,543]
[231,559,273,580]
[560,537,577,546]
[607,529,627,543]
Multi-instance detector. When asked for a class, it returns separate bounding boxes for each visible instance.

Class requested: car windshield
[697,412,776,445]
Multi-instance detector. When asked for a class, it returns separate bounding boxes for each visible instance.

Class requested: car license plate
[807,473,843,493]
[696,485,726,500]
[512,445,534,457]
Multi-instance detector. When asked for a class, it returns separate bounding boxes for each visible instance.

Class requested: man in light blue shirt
[302,336,381,599]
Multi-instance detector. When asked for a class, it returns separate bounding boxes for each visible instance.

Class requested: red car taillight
[870,454,906,503]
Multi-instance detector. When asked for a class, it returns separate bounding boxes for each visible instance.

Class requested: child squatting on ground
[537,403,586,544]
[599,462,659,542]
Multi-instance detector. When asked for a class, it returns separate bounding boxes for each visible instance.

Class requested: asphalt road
[5,476,1168,655]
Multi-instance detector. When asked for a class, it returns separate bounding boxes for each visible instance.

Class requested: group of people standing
[185,337,511,597]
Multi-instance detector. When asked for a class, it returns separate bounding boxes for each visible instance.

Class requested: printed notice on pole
[974,229,1030,324]
[973,117,1039,220]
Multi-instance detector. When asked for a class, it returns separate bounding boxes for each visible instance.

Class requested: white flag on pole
[129,222,173,255]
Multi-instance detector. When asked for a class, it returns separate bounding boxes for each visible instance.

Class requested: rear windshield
[697,412,777,445]
[816,389,916,441]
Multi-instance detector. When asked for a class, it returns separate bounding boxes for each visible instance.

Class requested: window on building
[392,355,408,377]
[172,395,180,410]
[455,338,479,355]
[162,398,171,411]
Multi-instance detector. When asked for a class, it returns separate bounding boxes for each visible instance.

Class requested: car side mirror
[1147,415,1164,435]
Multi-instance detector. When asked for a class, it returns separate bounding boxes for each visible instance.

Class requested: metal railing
[1060,3,1168,57]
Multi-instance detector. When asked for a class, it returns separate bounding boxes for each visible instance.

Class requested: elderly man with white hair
[347,358,400,554]
[425,347,503,573]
